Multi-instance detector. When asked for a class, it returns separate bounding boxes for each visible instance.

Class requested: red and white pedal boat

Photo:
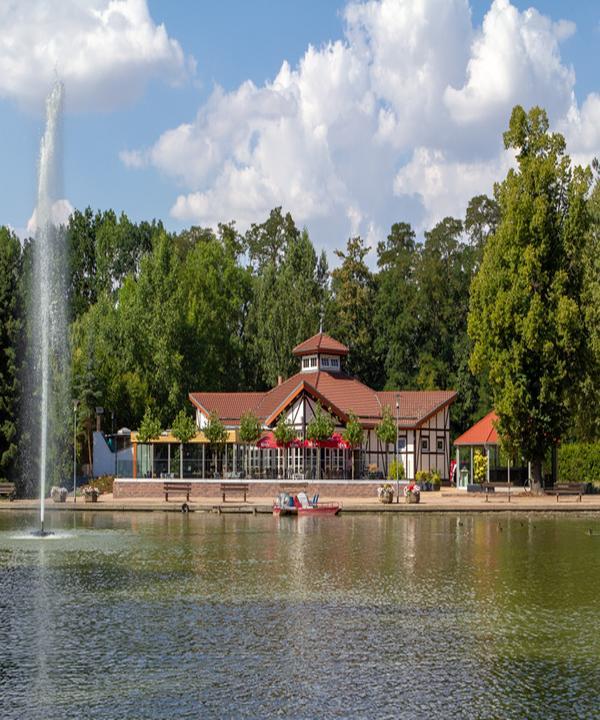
[273,492,340,517]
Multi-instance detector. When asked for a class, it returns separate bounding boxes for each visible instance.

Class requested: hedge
[558,443,600,485]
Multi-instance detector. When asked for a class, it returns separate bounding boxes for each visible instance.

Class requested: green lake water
[1,511,599,719]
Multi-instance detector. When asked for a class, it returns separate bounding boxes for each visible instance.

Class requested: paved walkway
[2,488,600,513]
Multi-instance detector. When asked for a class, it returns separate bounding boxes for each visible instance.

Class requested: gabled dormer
[292,332,348,373]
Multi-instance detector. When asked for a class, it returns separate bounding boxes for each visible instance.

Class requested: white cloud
[445,0,575,128]
[27,198,74,233]
[122,0,600,249]
[0,0,193,112]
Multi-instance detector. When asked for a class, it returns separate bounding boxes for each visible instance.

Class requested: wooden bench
[220,482,249,502]
[483,481,513,502]
[163,481,192,502]
[0,482,16,501]
[544,482,586,502]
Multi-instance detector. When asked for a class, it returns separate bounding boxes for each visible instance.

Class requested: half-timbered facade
[187,332,456,481]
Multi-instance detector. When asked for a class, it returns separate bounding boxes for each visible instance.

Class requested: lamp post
[395,394,400,504]
[73,399,79,503]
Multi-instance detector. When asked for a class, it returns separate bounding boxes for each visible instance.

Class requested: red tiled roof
[454,411,499,446]
[292,332,349,357]
[190,373,457,429]
[188,392,264,422]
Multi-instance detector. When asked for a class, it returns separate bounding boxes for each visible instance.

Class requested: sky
[0,0,598,258]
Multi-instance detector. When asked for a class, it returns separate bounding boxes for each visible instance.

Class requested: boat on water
[273,492,341,517]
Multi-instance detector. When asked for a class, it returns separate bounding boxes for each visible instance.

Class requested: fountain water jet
[30,82,69,537]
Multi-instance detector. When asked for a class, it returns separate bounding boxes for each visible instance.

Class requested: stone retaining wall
[113,479,386,499]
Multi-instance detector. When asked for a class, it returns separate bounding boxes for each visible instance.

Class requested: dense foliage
[469,106,593,491]
[558,443,600,486]
[1,105,598,495]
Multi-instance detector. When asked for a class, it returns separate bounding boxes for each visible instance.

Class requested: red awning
[305,433,351,449]
[256,432,304,449]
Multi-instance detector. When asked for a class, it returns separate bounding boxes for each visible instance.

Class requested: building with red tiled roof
[186,332,457,482]
[452,410,530,489]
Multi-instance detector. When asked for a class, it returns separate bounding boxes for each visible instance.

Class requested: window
[421,437,429,452]
[310,356,317,368]
[321,357,330,367]
[302,358,310,369]
[330,357,339,368]
[437,437,445,452]
[397,437,407,452]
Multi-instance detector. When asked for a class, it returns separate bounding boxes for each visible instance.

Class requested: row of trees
[0,105,598,493]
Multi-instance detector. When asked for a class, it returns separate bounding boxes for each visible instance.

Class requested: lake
[1,511,599,719]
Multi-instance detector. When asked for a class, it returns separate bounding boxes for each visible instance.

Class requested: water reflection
[0,511,599,719]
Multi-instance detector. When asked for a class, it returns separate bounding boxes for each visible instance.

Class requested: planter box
[84,493,98,503]
[379,491,394,504]
[405,493,420,504]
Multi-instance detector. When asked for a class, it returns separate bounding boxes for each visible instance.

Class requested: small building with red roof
[453,410,529,488]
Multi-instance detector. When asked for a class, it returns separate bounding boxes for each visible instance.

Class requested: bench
[544,482,586,502]
[163,481,192,502]
[220,482,249,502]
[0,482,16,501]
[483,481,513,502]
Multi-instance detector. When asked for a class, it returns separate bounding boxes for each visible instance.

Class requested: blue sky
[1,0,598,255]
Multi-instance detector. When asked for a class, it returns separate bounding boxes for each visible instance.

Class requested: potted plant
[377,483,394,504]
[404,483,421,504]
[83,486,100,503]
[431,471,441,491]
[415,470,431,491]
[50,486,68,503]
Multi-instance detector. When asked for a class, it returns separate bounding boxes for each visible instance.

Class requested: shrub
[415,470,431,485]
[473,450,488,484]
[388,458,405,481]
[93,475,114,494]
[558,443,600,485]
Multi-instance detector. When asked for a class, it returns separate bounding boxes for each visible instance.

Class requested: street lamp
[395,394,400,504]
[73,399,79,503]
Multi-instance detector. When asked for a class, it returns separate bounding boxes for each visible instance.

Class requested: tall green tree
[374,222,419,389]
[0,228,22,484]
[329,236,378,386]
[178,224,252,393]
[469,105,592,492]
[571,164,600,440]
[250,227,325,386]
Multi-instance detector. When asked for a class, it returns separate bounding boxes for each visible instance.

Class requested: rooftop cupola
[292,332,348,373]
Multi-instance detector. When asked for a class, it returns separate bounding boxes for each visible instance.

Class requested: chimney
[277,375,283,386]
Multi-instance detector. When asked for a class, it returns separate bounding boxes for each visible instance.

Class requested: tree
[571,167,600,441]
[342,411,364,480]
[171,409,197,479]
[138,407,161,443]
[376,405,397,476]
[469,105,592,492]
[245,207,300,272]
[239,411,262,476]
[273,415,297,479]
[177,225,252,393]
[306,402,336,479]
[464,194,500,253]
[329,236,378,386]
[374,222,419,389]
[204,410,228,475]
[0,228,22,485]
[249,226,325,386]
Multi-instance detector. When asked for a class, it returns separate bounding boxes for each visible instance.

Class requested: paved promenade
[2,488,600,513]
